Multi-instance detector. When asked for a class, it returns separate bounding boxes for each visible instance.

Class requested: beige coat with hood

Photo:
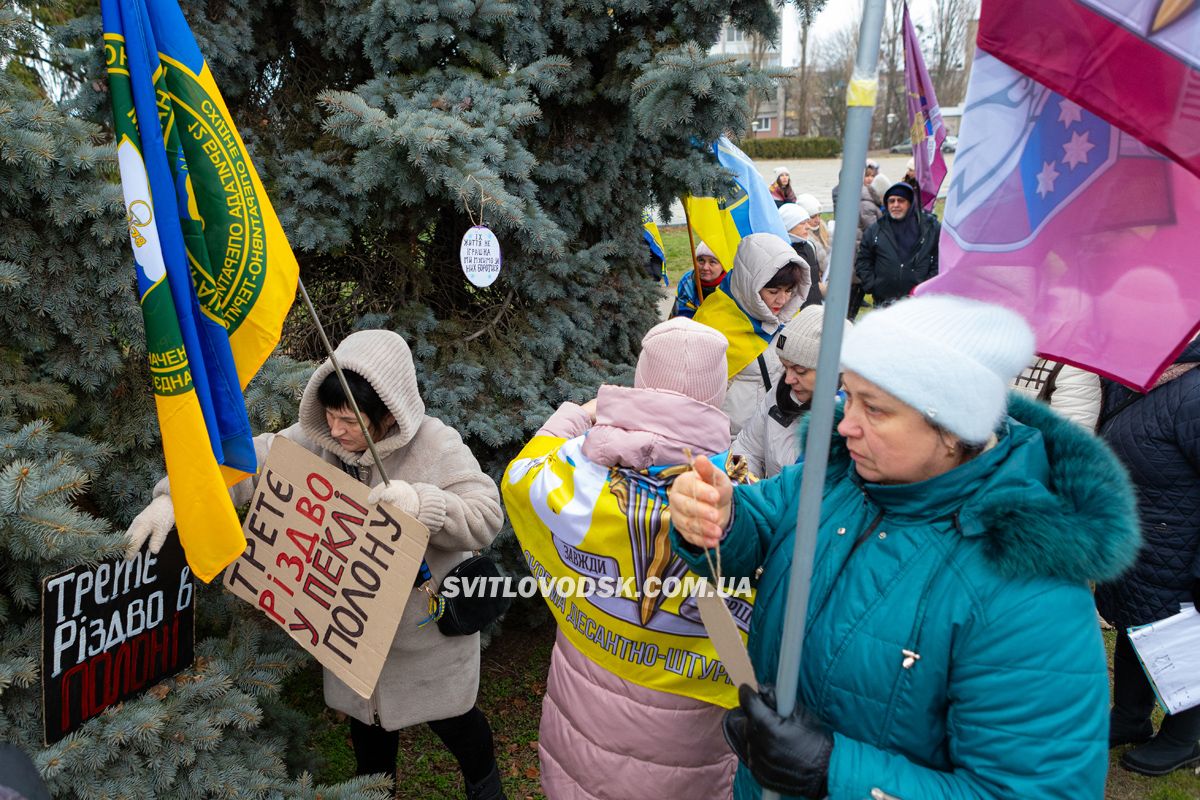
[155,330,503,730]
[722,234,809,435]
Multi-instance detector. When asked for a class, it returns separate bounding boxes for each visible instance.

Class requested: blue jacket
[1095,338,1200,629]
[673,394,1139,799]
[672,271,725,318]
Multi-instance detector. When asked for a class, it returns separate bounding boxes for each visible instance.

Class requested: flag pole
[760,1,886,796]
[295,276,391,485]
[682,200,702,308]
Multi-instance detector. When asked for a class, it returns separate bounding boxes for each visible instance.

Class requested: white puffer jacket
[1012,358,1102,430]
[731,384,805,479]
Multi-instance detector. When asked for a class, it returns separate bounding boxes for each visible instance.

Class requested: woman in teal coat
[669,295,1141,799]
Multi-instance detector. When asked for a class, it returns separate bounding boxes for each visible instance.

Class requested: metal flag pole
[761,1,887,797]
[295,276,391,485]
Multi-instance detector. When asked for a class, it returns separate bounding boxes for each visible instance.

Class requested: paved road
[654,152,954,224]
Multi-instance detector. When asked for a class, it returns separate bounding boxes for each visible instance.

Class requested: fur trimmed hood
[297,329,426,464]
[808,391,1140,584]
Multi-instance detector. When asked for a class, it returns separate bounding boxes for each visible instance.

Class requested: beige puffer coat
[156,330,504,730]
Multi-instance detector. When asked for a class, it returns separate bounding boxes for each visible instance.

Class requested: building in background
[712,7,803,138]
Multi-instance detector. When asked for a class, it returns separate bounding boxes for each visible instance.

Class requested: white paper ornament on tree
[460,225,502,287]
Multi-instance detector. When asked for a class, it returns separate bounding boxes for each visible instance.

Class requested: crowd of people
[116,159,1199,799]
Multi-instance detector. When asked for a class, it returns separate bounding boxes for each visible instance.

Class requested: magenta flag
[978,0,1200,181]
[902,1,947,210]
[920,51,1200,390]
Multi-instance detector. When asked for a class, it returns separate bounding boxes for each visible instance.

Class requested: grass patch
[659,225,695,287]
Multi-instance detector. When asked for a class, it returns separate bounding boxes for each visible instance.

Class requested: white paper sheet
[1128,604,1200,715]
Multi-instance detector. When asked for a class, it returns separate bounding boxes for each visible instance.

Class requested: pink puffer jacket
[532,389,737,800]
[539,632,735,800]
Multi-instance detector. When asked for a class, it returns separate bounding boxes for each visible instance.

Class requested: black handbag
[435,555,512,636]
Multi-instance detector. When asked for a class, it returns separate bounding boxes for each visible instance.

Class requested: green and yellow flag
[101,0,298,581]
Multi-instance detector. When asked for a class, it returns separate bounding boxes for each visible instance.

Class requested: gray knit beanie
[776,305,852,369]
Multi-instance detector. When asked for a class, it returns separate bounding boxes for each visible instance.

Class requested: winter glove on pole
[124,495,175,559]
[367,479,421,517]
[723,683,833,799]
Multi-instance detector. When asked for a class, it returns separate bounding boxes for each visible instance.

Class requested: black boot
[1110,713,1154,748]
[1121,705,1200,776]
[465,764,506,800]
[1110,631,1157,748]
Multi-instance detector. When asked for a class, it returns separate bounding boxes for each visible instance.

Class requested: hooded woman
[732,306,851,478]
[669,296,1140,800]
[694,234,811,436]
[770,166,797,207]
[124,330,507,799]
[503,317,749,799]
[672,241,728,319]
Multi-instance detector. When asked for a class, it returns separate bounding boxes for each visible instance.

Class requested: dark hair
[317,370,390,431]
[763,262,807,292]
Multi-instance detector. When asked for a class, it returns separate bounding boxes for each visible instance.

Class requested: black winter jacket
[1095,338,1200,628]
[854,209,940,306]
[789,240,823,309]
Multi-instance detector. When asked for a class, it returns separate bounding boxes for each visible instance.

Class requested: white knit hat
[635,317,729,408]
[774,166,791,178]
[795,193,822,220]
[695,240,722,267]
[840,295,1035,444]
[776,305,852,368]
[777,203,808,232]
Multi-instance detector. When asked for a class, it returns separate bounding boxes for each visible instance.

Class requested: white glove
[125,495,175,559]
[367,479,420,516]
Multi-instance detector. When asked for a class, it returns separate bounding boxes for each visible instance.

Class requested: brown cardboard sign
[223,437,429,698]
[696,578,758,691]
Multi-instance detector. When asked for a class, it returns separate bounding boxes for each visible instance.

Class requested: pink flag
[979,0,1200,182]
[902,1,948,210]
[919,51,1200,390]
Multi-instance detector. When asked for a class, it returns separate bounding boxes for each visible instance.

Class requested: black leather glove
[723,683,833,798]
[1191,577,1200,609]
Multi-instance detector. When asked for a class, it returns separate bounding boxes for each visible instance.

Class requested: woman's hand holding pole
[667,455,733,550]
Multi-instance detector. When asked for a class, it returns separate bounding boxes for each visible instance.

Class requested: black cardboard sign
[41,534,195,744]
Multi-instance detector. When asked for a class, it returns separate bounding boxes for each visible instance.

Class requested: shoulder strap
[1036,362,1066,403]
[1097,387,1145,431]
[757,353,772,391]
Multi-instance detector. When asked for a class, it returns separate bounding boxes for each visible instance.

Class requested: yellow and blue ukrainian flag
[682,136,788,273]
[101,0,298,582]
[685,137,787,374]
[693,276,775,378]
[641,210,667,285]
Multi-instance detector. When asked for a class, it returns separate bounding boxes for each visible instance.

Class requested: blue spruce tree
[1,0,780,793]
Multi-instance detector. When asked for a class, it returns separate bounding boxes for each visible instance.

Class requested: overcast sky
[808,0,962,40]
